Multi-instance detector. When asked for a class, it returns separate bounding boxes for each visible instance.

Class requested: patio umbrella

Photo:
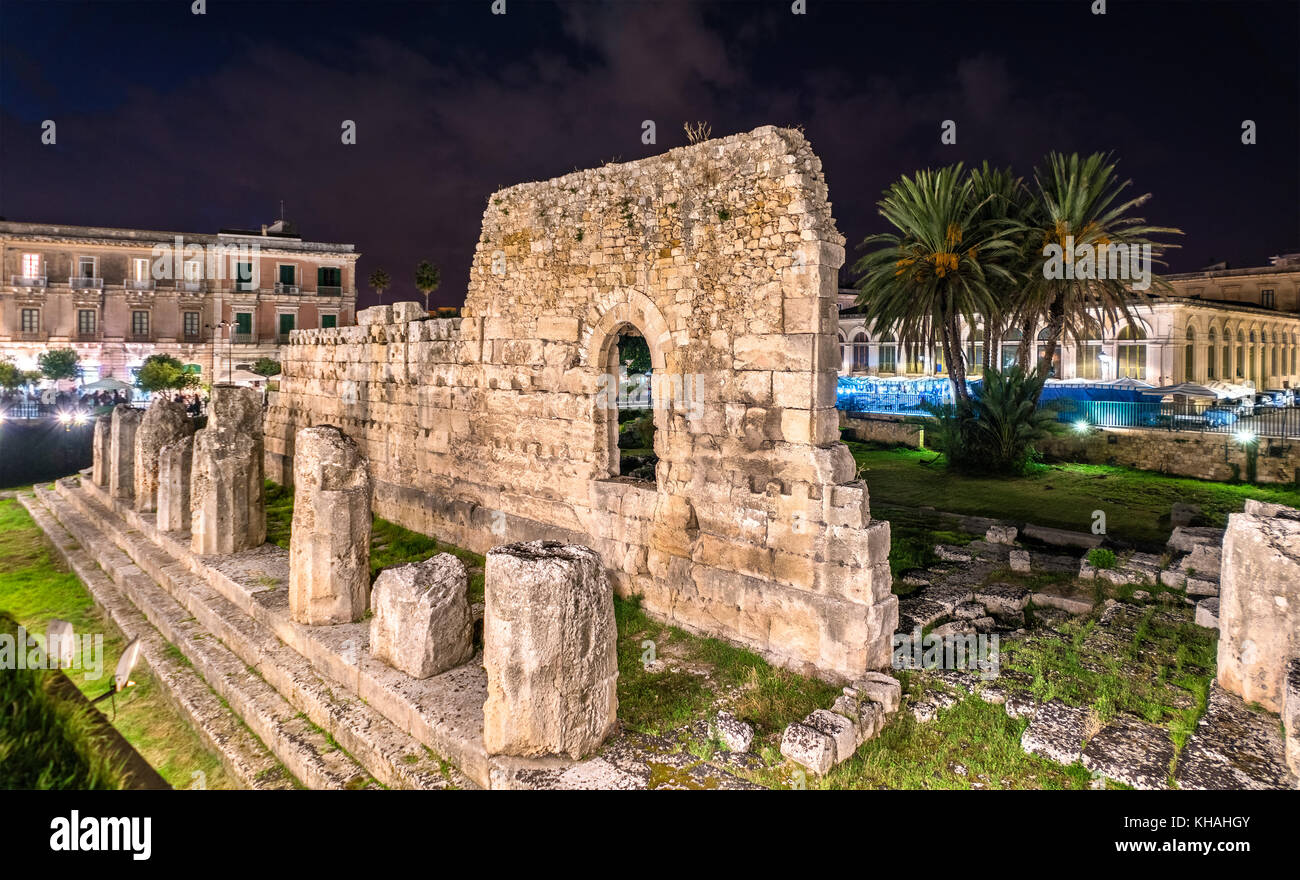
[81,377,134,392]
[1140,383,1222,399]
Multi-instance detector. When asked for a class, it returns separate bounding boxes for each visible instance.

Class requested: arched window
[1116,322,1147,380]
[851,331,870,372]
[605,327,657,482]
[1001,328,1023,370]
[1206,327,1217,380]
[1236,329,1245,378]
[1184,327,1196,381]
[878,333,897,373]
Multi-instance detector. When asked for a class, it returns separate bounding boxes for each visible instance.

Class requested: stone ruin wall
[265,126,896,681]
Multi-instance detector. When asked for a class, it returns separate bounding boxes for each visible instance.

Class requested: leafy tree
[21,370,43,387]
[368,267,391,305]
[37,348,80,382]
[1013,152,1181,387]
[250,357,281,377]
[414,260,441,313]
[0,359,22,392]
[135,353,199,394]
[854,164,1020,405]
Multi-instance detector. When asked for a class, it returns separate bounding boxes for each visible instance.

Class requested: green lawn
[0,497,234,789]
[848,441,1300,548]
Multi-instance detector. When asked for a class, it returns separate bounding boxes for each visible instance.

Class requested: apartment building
[0,219,359,383]
[838,254,1300,389]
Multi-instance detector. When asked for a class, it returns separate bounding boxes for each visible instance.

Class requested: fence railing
[1051,399,1300,439]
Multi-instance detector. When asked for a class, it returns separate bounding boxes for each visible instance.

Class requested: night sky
[2,0,1297,309]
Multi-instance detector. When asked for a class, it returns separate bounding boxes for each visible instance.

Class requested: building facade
[0,220,359,384]
[837,255,1300,390]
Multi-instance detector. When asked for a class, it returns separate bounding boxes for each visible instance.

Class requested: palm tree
[853,164,1020,405]
[368,267,390,305]
[1014,152,1181,384]
[414,260,441,313]
[966,163,1033,373]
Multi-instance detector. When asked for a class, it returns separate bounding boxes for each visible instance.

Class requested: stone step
[66,474,493,788]
[18,491,295,791]
[34,482,452,790]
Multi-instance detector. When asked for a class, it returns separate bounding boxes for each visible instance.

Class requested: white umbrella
[1140,383,1222,399]
[81,377,133,392]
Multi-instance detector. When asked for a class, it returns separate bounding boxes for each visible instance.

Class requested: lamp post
[213,320,232,384]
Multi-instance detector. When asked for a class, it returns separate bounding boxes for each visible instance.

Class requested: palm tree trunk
[941,316,969,405]
[1017,316,1037,372]
[986,318,1004,376]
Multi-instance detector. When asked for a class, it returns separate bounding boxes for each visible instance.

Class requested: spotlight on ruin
[1073,419,1090,434]
[1234,429,1258,446]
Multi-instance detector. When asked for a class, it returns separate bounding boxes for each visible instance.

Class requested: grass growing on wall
[0,499,233,789]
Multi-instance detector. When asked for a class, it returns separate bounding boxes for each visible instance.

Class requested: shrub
[1087,548,1117,570]
[924,367,1063,475]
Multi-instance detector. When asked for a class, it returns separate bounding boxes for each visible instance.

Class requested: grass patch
[847,441,1300,548]
[0,498,233,789]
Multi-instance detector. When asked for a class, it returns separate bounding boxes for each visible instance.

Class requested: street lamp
[211,321,233,384]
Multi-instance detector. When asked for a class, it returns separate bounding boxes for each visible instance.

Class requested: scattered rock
[1194,597,1220,629]
[1167,526,1225,554]
[954,601,985,620]
[1081,714,1174,790]
[973,583,1030,616]
[370,554,473,679]
[780,722,835,775]
[710,712,754,754]
[1176,683,1297,790]
[1020,700,1088,765]
[1004,692,1037,719]
[1170,502,1201,527]
[934,544,972,563]
[984,524,1018,545]
[852,671,901,714]
[1009,549,1031,573]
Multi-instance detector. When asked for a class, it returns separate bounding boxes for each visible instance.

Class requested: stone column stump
[370,554,472,678]
[1217,500,1300,713]
[108,405,143,502]
[134,398,194,513]
[483,541,618,759]
[190,385,266,555]
[156,435,195,532]
[91,416,111,487]
[288,425,372,625]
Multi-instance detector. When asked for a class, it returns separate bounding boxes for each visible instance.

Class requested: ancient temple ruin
[266,125,897,681]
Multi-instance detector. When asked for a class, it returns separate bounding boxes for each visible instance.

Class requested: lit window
[21,253,40,278]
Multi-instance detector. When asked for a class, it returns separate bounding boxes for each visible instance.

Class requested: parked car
[1263,388,1294,406]
[1254,393,1278,408]
[1202,407,1239,427]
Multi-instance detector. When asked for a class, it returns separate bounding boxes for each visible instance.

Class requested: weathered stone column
[156,435,194,532]
[483,541,618,759]
[1217,500,1300,713]
[288,425,372,624]
[91,416,111,487]
[370,554,472,677]
[108,405,143,502]
[134,398,194,513]
[190,385,266,555]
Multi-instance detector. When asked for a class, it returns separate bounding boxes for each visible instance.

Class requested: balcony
[126,332,155,343]
[316,285,342,296]
[175,279,205,293]
[274,282,300,295]
[69,276,104,289]
[124,279,156,291]
[17,331,48,342]
[182,331,207,343]
[231,332,256,344]
[11,275,46,288]
[233,281,257,293]
[277,332,293,344]
[74,330,103,343]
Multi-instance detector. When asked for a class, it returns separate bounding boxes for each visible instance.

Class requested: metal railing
[11,275,46,288]
[231,332,255,344]
[276,332,292,344]
[175,279,204,293]
[74,330,103,342]
[316,285,342,296]
[274,282,300,295]
[69,276,103,289]
[124,278,156,290]
[1054,399,1300,439]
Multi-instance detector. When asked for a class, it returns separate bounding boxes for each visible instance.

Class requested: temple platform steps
[25,476,473,790]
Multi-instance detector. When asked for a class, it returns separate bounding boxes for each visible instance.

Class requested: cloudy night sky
[1,0,1297,309]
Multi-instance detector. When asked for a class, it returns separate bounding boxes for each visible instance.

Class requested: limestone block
[1009,549,1031,573]
[370,554,472,678]
[156,435,194,532]
[1194,597,1220,630]
[1217,503,1300,712]
[985,524,1018,545]
[91,416,111,486]
[134,398,194,512]
[108,405,143,502]
[191,386,266,555]
[780,722,835,775]
[804,708,857,764]
[289,425,373,625]
[391,301,425,322]
[483,541,618,759]
[852,671,901,714]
